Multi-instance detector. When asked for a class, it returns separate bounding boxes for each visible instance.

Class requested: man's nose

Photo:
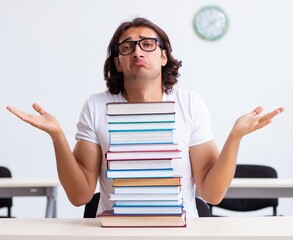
[132,43,144,56]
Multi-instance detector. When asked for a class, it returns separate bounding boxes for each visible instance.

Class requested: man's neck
[123,85,163,102]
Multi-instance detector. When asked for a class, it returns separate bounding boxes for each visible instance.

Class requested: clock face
[194,6,229,41]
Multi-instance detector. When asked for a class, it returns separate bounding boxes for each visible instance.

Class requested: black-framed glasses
[117,37,161,56]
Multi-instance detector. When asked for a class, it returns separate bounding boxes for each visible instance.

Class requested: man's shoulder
[168,88,201,101]
[86,91,123,103]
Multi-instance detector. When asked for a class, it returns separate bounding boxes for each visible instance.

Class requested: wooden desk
[0,179,60,218]
[225,178,293,198]
[0,217,292,240]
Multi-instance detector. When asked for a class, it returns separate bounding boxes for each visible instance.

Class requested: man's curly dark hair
[104,17,182,95]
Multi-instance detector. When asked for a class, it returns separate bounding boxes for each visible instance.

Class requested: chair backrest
[83,192,100,218]
[0,166,13,217]
[84,192,211,218]
[195,196,211,217]
[209,164,278,216]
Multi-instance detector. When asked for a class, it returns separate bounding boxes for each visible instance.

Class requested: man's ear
[114,57,122,72]
[161,50,168,67]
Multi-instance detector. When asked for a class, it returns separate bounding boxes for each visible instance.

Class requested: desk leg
[46,187,57,218]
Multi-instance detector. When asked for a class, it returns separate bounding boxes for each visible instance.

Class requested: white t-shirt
[75,88,214,217]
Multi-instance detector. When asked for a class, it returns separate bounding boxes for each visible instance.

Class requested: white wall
[0,0,292,217]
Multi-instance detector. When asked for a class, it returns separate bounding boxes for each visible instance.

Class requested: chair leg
[8,207,11,218]
[273,207,277,216]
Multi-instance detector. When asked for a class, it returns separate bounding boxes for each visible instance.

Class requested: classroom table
[0,178,60,218]
[225,178,293,198]
[0,217,292,240]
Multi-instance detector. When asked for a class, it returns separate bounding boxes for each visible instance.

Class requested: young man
[7,17,284,217]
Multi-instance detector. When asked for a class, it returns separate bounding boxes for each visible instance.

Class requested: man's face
[114,27,167,83]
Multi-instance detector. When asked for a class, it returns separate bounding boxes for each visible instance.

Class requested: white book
[107,159,172,170]
[108,143,179,152]
[115,199,183,206]
[112,205,183,215]
[106,150,181,160]
[106,169,174,179]
[109,129,174,144]
[114,186,181,194]
[107,101,175,115]
[110,192,182,201]
[108,121,175,131]
[108,113,175,123]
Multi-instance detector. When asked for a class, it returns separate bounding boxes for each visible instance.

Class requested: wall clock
[193,6,229,41]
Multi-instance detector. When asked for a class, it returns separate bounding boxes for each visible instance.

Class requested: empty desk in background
[0,179,60,218]
[225,178,293,198]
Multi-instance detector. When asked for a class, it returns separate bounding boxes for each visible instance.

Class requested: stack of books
[98,101,186,227]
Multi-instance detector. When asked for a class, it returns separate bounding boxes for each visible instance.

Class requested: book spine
[106,102,184,218]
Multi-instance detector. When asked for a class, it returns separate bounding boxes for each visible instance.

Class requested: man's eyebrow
[119,35,152,43]
[119,37,132,43]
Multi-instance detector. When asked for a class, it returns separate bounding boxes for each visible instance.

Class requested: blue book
[112,204,183,215]
[106,168,174,179]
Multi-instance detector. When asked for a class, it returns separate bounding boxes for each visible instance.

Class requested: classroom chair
[0,166,13,218]
[209,164,278,216]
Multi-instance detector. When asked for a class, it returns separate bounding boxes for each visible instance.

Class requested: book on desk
[99,101,186,227]
[97,210,186,227]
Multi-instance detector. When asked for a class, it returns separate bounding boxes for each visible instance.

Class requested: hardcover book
[110,192,182,201]
[106,150,181,160]
[108,143,179,152]
[115,199,183,206]
[112,204,183,215]
[107,159,173,170]
[111,177,182,187]
[114,185,181,194]
[108,121,175,131]
[106,168,174,179]
[97,210,186,227]
[106,101,175,115]
[108,113,175,123]
[109,129,174,144]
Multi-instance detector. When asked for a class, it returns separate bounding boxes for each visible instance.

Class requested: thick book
[111,177,182,187]
[107,159,172,170]
[115,199,183,206]
[106,168,174,179]
[109,129,174,144]
[114,186,181,194]
[106,101,175,115]
[110,192,182,201]
[108,143,179,152]
[97,210,186,227]
[108,113,175,123]
[108,121,175,131]
[106,150,181,160]
[112,205,183,215]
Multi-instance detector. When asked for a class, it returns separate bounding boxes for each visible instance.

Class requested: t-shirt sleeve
[75,95,100,145]
[189,94,214,146]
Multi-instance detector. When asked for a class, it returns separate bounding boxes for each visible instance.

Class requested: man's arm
[190,106,284,205]
[54,135,102,206]
[7,103,102,206]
